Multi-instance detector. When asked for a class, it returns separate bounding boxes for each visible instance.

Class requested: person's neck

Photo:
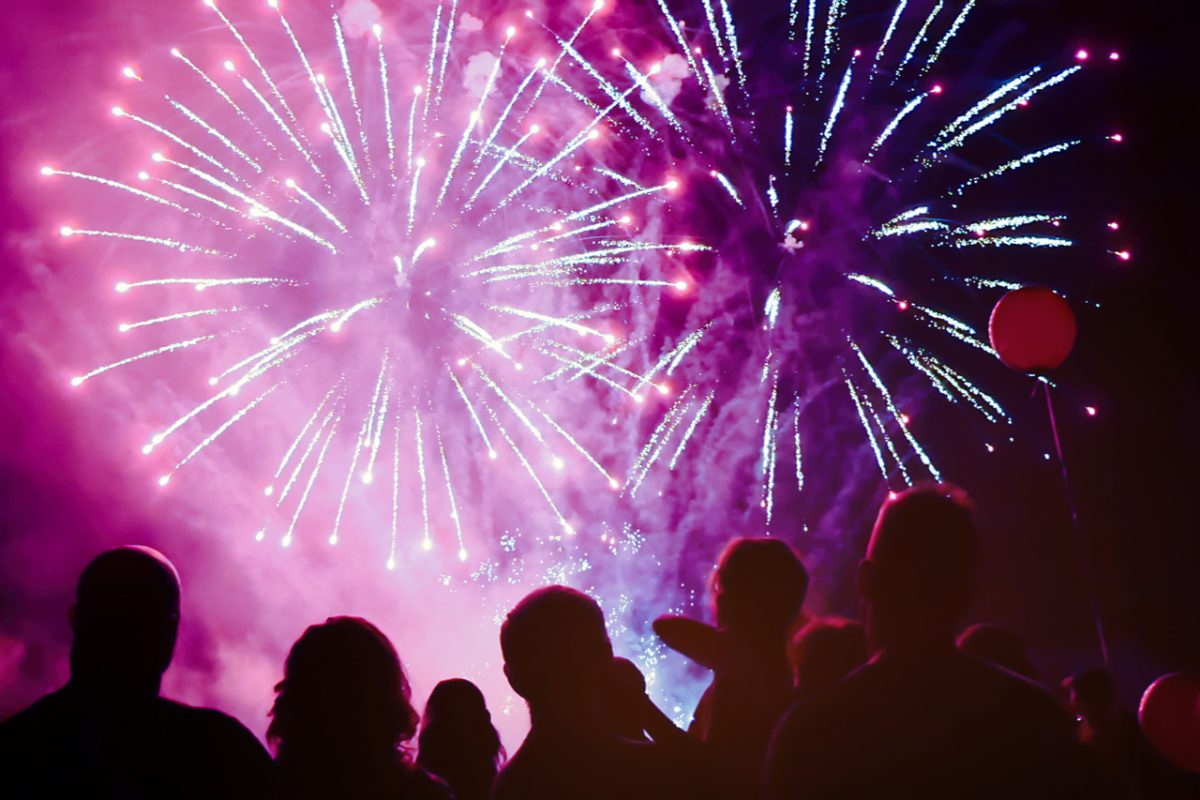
[68,666,162,701]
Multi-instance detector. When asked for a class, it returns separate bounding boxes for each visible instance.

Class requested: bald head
[76,546,179,614]
[71,546,181,694]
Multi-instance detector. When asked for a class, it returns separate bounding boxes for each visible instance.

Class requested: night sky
[0,0,1195,740]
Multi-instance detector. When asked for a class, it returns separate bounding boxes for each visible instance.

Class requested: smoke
[0,0,729,749]
[646,53,690,107]
[337,0,383,38]
[463,51,499,100]
[0,0,886,753]
[459,13,484,34]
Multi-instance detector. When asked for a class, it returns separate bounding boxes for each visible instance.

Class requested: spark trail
[633,0,1112,520]
[49,0,711,566]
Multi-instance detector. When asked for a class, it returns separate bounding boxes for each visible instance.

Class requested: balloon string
[1043,380,1111,665]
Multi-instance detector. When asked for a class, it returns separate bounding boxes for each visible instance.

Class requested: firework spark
[49,0,710,564]
[617,0,1116,525]
[46,0,1115,557]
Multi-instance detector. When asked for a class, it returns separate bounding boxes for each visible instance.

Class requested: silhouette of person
[268,616,451,800]
[957,622,1039,681]
[788,617,867,699]
[0,546,271,799]
[765,486,1097,800]
[418,678,505,800]
[655,538,808,793]
[492,586,706,800]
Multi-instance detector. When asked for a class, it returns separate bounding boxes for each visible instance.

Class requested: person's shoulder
[960,656,1073,731]
[489,760,526,800]
[965,656,1060,707]
[394,762,455,800]
[0,689,83,789]
[491,743,545,800]
[612,736,676,773]
[765,668,878,799]
[156,698,271,757]
[0,688,72,740]
[492,743,532,780]
[157,697,251,730]
[770,659,885,769]
[783,660,879,725]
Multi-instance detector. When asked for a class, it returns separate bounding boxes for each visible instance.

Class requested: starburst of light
[619,0,1121,526]
[48,0,712,566]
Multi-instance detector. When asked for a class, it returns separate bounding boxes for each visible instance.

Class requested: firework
[48,0,709,566]
[618,0,1121,526]
[45,0,1121,554]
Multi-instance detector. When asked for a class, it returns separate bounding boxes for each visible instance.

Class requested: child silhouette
[654,538,808,792]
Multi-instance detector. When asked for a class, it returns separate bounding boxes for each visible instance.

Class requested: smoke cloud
[338,0,383,39]
[0,0,884,753]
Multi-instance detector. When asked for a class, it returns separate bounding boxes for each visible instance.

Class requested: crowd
[0,485,1189,798]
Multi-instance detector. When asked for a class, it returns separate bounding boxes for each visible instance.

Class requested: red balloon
[988,287,1077,372]
[1139,672,1200,773]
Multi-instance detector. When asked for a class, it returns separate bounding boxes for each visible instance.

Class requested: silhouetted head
[500,586,612,722]
[269,617,418,762]
[418,678,504,780]
[957,623,1038,680]
[1064,668,1117,722]
[69,546,181,696]
[858,485,978,651]
[421,678,494,732]
[712,538,809,643]
[789,617,868,696]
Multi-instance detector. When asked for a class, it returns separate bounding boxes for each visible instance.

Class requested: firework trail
[46,0,711,566]
[41,0,1124,557]
[610,0,1121,529]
